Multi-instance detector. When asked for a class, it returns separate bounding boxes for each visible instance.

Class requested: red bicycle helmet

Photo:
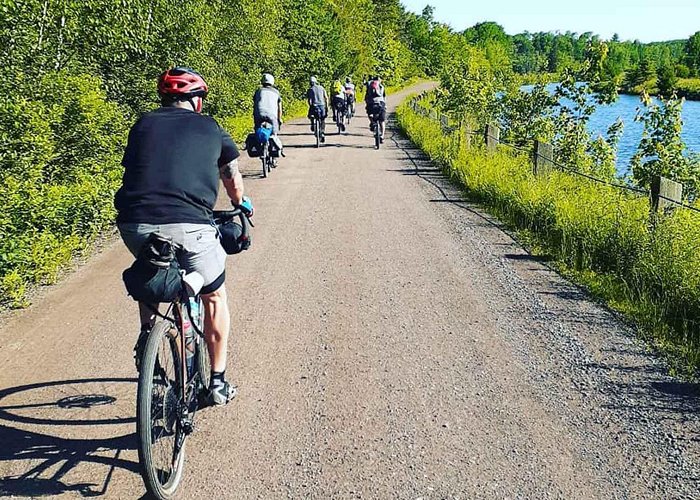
[157,67,208,111]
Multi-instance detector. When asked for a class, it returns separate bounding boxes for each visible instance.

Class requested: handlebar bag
[217,220,250,254]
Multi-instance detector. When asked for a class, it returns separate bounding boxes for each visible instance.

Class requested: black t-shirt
[115,107,240,224]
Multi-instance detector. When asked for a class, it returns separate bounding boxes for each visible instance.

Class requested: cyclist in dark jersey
[115,67,246,406]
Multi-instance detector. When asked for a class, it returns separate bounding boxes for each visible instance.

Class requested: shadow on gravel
[0,377,138,497]
[504,253,554,263]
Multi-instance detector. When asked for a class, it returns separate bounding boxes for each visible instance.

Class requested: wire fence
[407,93,700,216]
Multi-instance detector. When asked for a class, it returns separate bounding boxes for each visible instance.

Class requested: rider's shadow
[0,378,139,498]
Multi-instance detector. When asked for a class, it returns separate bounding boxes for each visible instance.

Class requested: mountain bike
[136,208,251,500]
[345,95,355,125]
[258,122,274,178]
[370,114,382,150]
[368,103,385,150]
[311,106,325,148]
[334,103,346,134]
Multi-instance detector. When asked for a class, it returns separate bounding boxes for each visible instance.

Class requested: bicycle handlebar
[212,208,254,238]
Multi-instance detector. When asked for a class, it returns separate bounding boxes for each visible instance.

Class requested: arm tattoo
[219,159,239,179]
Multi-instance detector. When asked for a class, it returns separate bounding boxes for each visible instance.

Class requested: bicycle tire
[197,336,211,391]
[193,297,210,391]
[374,122,381,150]
[137,320,186,500]
[261,147,268,178]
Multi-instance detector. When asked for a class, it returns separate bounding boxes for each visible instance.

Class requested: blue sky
[401,0,700,43]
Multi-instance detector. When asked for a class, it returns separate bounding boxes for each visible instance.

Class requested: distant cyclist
[115,67,248,406]
[307,76,328,142]
[331,79,346,131]
[253,73,283,135]
[365,75,387,142]
[344,76,356,116]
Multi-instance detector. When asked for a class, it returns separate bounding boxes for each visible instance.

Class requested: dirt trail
[1,82,699,499]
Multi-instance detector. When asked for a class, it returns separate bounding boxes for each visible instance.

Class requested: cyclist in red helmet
[115,67,248,405]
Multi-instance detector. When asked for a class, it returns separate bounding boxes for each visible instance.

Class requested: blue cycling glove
[238,196,254,217]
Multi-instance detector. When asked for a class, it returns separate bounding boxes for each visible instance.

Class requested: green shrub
[0,72,127,307]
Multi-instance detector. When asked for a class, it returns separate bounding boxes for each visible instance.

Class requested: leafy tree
[685,31,700,76]
[657,63,678,98]
[632,93,700,198]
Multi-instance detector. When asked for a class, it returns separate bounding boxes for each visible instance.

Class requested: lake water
[588,93,700,176]
[530,85,700,176]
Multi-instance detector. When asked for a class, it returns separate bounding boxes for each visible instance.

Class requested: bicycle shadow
[0,377,139,498]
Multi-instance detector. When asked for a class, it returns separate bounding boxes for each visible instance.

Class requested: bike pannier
[122,234,183,303]
[245,132,264,158]
[269,135,283,158]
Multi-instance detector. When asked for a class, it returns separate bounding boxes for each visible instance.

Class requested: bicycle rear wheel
[314,118,320,148]
[374,121,381,149]
[197,335,211,391]
[261,147,268,178]
[137,320,186,500]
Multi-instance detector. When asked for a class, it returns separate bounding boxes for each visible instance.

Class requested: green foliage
[631,93,700,199]
[0,71,127,307]
[438,43,509,126]
[657,63,678,98]
[684,31,700,76]
[499,84,556,147]
[551,42,622,178]
[398,98,700,372]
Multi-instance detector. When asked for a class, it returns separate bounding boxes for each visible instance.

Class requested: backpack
[333,81,343,95]
[369,80,381,98]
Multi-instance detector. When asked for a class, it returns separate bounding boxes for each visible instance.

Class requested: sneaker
[310,123,315,132]
[209,381,238,406]
[320,134,326,143]
[380,135,384,144]
[370,122,376,132]
[134,326,150,372]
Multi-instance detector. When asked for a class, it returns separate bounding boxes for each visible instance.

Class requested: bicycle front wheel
[137,320,186,500]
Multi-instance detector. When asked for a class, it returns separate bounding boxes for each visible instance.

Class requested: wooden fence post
[532,140,554,176]
[484,123,499,151]
[650,175,683,213]
[440,114,449,130]
[463,121,471,149]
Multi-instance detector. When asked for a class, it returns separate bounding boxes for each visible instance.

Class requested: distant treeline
[453,20,700,97]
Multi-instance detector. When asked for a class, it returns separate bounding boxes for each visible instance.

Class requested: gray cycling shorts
[118,222,226,293]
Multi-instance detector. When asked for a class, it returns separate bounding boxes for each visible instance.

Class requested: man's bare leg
[201,284,230,372]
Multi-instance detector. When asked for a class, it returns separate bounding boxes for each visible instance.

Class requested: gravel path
[0,82,698,499]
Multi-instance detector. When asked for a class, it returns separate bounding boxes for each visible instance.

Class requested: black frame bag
[122,234,183,303]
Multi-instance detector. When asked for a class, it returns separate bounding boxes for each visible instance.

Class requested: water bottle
[183,298,199,377]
